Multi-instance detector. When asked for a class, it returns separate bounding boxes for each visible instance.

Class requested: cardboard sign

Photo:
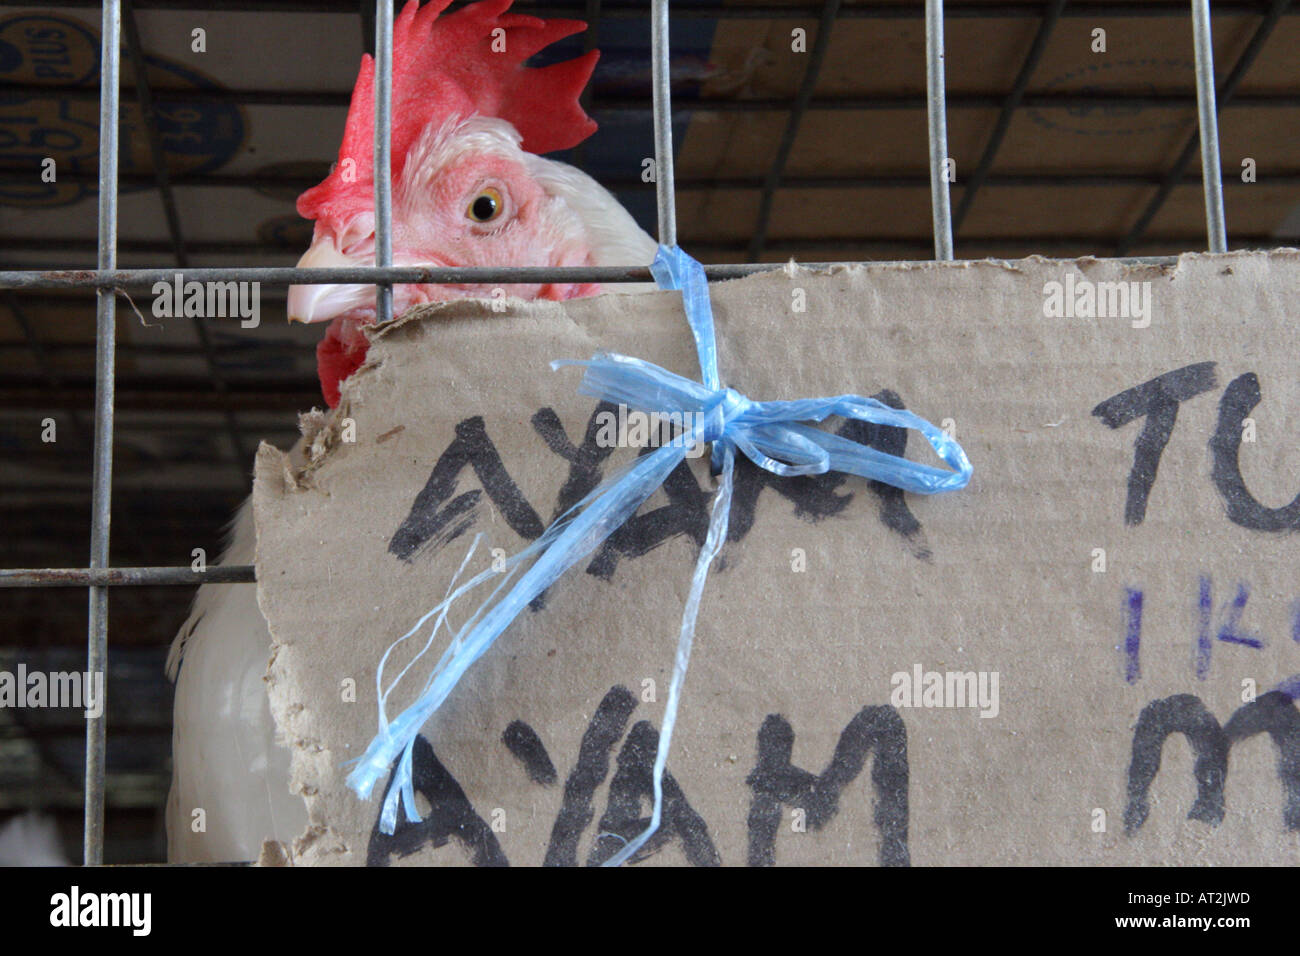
[253,250,1300,866]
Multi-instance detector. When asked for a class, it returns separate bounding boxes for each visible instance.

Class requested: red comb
[298,0,599,222]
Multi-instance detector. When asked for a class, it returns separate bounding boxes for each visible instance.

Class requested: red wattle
[316,316,371,407]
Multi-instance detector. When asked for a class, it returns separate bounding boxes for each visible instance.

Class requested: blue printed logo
[0,13,245,207]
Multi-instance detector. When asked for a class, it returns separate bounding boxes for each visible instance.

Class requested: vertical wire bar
[1116,0,1287,255]
[1190,0,1227,252]
[651,0,677,248]
[374,0,394,323]
[86,0,122,867]
[925,0,954,260]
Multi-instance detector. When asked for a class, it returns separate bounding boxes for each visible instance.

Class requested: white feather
[525,152,661,278]
[166,499,307,862]
[0,812,69,867]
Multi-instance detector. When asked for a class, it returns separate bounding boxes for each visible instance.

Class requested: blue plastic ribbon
[347,246,973,863]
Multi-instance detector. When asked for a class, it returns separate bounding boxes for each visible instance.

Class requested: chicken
[167,0,657,863]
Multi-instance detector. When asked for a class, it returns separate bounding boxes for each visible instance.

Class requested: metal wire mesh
[0,0,1244,864]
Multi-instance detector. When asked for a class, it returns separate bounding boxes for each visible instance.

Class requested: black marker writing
[1210,373,1300,532]
[391,394,932,578]
[366,734,508,867]
[1124,691,1300,835]
[370,687,912,866]
[543,685,638,867]
[389,416,545,561]
[502,720,557,786]
[586,720,721,866]
[747,706,910,867]
[1092,362,1219,526]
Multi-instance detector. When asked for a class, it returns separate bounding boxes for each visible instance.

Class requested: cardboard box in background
[254,250,1300,865]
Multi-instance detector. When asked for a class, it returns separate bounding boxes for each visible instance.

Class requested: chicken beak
[287,235,375,324]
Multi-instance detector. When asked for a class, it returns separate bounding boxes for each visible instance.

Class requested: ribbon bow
[348,247,973,865]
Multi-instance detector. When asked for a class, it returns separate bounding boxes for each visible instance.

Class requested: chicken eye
[467,187,503,223]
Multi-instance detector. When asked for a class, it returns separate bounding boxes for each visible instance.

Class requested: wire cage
[0,0,1291,865]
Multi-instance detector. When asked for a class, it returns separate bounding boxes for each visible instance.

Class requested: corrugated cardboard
[254,249,1300,865]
